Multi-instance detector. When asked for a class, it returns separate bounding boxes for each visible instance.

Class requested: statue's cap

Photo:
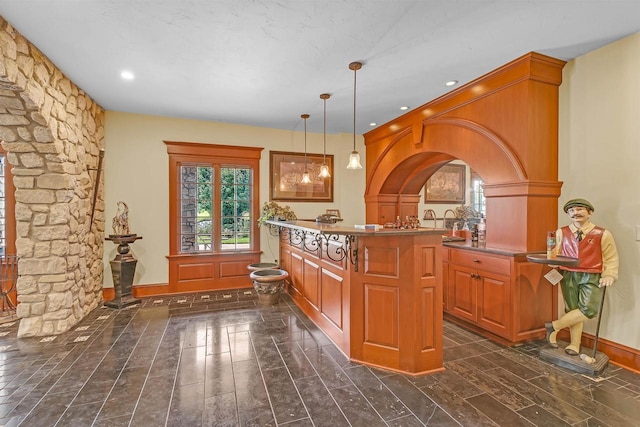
[563,198,594,213]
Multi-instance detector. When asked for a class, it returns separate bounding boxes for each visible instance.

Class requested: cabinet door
[448,264,477,323]
[477,271,511,338]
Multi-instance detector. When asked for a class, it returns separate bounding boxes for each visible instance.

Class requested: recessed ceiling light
[445,80,458,87]
[121,70,135,80]
[400,106,409,111]
[369,122,377,127]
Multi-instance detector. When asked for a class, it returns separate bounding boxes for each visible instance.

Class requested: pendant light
[300,114,312,184]
[347,61,363,170]
[319,93,331,178]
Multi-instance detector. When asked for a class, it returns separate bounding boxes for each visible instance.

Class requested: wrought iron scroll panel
[268,224,358,271]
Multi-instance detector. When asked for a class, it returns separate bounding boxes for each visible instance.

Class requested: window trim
[165,141,263,256]
[164,141,263,293]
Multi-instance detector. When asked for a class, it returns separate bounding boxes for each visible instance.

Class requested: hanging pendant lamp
[346,61,363,170]
[319,93,331,178]
[301,114,312,184]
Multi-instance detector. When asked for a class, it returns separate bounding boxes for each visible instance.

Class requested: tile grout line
[124,312,172,427]
[162,316,186,427]
[269,333,314,426]
[15,312,124,426]
[80,308,152,427]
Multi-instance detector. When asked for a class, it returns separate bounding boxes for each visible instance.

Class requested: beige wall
[103,111,366,287]
[559,32,640,350]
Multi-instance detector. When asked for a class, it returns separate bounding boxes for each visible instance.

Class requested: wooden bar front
[269,220,444,375]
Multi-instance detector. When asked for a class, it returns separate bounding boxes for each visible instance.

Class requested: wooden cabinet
[273,220,444,374]
[445,245,555,344]
[448,249,511,338]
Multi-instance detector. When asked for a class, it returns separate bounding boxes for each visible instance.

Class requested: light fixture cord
[323,98,327,161]
[353,66,357,151]
[303,115,308,170]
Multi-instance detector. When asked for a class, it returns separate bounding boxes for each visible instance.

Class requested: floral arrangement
[454,204,479,220]
[258,201,297,227]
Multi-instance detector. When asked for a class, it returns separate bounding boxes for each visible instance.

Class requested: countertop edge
[443,241,539,257]
[264,219,446,236]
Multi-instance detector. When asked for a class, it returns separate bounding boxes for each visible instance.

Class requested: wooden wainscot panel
[420,246,436,279]
[364,246,399,277]
[320,268,344,330]
[421,286,436,351]
[363,283,400,366]
[178,262,214,281]
[442,247,449,310]
[168,253,258,293]
[289,252,304,296]
[219,259,254,279]
[303,259,320,309]
[280,245,292,285]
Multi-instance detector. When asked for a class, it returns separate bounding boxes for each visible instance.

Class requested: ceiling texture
[1,1,639,135]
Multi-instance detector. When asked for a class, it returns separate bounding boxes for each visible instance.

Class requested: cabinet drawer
[450,249,511,275]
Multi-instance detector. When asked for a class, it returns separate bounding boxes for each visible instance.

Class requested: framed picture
[270,151,334,202]
[424,164,465,204]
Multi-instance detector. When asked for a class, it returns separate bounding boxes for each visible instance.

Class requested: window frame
[0,148,16,256]
[470,169,486,216]
[165,141,263,256]
[164,141,263,293]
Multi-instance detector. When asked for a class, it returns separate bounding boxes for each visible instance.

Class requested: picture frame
[424,164,466,204]
[270,151,334,202]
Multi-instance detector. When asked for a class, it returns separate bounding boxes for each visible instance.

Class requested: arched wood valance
[363,52,566,251]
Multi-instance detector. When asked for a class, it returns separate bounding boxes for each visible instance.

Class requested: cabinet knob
[473,259,481,263]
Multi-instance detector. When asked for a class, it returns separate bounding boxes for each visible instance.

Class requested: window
[0,155,6,255]
[179,164,252,253]
[179,164,214,253]
[0,150,15,256]
[164,141,263,293]
[470,169,486,216]
[220,167,252,251]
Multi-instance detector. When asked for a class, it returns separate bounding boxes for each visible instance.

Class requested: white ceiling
[1,1,639,135]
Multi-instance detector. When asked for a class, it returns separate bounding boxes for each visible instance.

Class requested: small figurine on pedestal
[105,202,142,309]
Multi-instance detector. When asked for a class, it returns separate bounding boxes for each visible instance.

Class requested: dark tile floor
[0,289,639,427]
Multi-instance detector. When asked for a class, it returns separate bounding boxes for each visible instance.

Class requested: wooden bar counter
[265,220,445,375]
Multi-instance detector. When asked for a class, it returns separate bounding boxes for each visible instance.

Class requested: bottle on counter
[452,222,459,237]
[546,231,557,259]
[471,224,479,247]
[477,215,487,245]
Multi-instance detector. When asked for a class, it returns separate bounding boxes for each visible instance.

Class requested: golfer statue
[545,198,619,356]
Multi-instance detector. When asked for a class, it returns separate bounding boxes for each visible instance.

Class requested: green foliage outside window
[180,164,253,252]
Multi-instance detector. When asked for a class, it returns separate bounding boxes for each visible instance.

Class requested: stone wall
[0,17,105,337]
